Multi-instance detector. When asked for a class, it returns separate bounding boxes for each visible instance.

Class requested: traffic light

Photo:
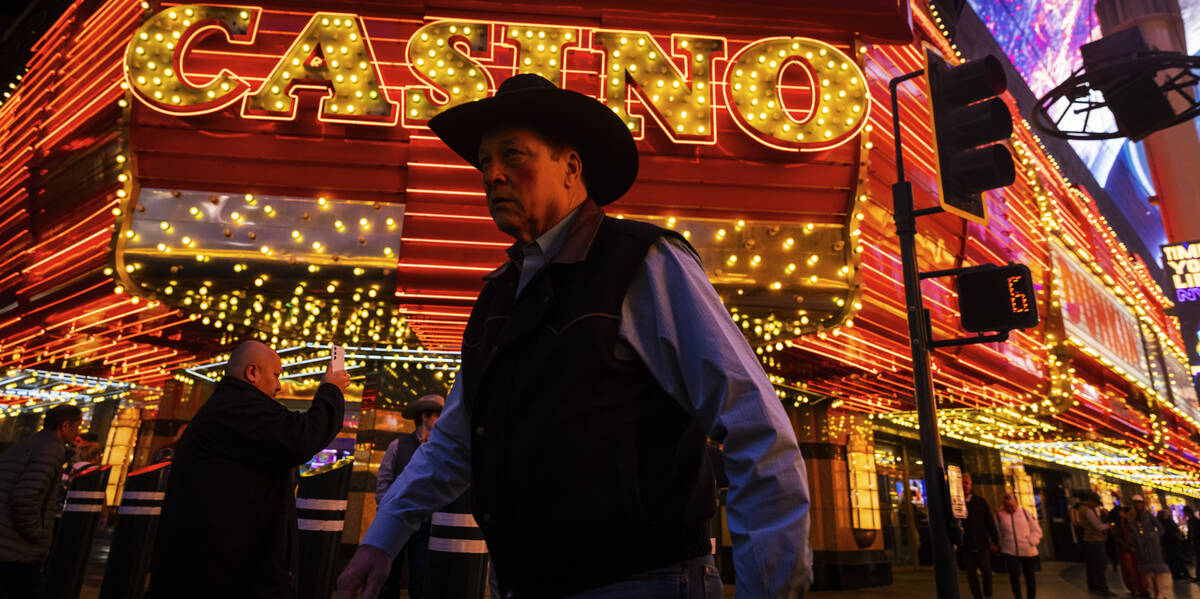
[955,263,1039,333]
[926,50,1015,224]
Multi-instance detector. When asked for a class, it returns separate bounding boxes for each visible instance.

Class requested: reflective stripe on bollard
[45,465,111,599]
[296,457,353,599]
[424,492,488,599]
[99,461,170,599]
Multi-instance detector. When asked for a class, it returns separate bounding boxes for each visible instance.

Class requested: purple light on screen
[967,0,1103,97]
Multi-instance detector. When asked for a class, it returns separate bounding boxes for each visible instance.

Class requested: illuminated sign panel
[1052,244,1151,387]
[1164,241,1200,303]
[1161,239,1200,381]
[1165,348,1200,422]
[123,5,870,152]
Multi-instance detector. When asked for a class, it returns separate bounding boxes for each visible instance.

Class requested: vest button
[475,426,485,437]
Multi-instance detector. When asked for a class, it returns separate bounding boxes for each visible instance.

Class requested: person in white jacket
[995,493,1043,599]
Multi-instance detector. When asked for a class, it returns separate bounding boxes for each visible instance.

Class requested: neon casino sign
[122,5,871,152]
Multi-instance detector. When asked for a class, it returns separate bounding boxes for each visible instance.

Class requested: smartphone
[330,344,345,372]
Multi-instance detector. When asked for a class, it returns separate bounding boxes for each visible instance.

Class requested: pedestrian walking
[995,493,1041,599]
[902,488,922,571]
[375,394,443,599]
[1128,495,1170,599]
[1109,506,1149,596]
[1078,491,1116,597]
[0,404,82,599]
[961,472,999,599]
[337,73,811,599]
[148,340,349,599]
[1158,508,1190,580]
[1185,505,1200,582]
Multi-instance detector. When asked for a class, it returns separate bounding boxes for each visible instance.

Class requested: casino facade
[0,0,1198,589]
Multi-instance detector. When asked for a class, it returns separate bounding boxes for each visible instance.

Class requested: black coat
[149,376,344,599]
[0,430,66,563]
[962,494,999,551]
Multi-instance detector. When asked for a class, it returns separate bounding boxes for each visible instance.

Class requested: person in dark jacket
[1186,505,1200,582]
[961,472,999,599]
[149,340,348,599]
[375,394,443,599]
[1158,508,1190,580]
[0,404,81,599]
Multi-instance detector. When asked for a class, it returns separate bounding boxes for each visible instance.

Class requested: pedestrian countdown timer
[954,263,1039,333]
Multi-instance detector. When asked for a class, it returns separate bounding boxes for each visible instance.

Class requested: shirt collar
[484,199,606,280]
[504,202,581,264]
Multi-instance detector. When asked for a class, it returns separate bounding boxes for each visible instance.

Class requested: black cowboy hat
[401,394,444,420]
[427,73,638,206]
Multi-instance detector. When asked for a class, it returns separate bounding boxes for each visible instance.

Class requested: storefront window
[1165,495,1189,534]
[1089,476,1120,512]
[1001,453,1036,513]
[1142,488,1163,514]
[849,431,880,530]
[101,407,142,506]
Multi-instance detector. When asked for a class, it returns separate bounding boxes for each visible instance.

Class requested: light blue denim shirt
[364,202,812,598]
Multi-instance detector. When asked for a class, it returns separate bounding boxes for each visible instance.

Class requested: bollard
[296,457,353,599]
[98,461,171,599]
[424,491,488,599]
[44,465,111,599]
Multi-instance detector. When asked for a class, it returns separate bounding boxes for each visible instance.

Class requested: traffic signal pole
[889,70,961,599]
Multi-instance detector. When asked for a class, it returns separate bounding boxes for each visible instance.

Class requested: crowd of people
[1077,490,1200,599]
[955,473,1200,599]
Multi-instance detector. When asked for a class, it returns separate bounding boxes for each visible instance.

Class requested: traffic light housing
[955,263,1039,333]
[926,50,1016,224]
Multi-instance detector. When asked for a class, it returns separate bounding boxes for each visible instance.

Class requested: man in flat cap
[374,394,443,599]
[339,74,810,598]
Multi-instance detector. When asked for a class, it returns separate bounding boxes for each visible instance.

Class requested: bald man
[150,340,350,599]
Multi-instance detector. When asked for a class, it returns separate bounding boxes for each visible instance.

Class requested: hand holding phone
[323,345,350,391]
[330,344,345,372]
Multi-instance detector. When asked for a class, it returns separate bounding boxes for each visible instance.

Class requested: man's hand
[336,544,392,599]
[322,368,351,392]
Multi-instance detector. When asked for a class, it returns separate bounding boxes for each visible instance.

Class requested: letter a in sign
[242,12,398,124]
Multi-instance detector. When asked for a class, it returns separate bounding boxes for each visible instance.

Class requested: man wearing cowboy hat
[339,73,810,598]
[374,394,444,599]
[1077,490,1115,597]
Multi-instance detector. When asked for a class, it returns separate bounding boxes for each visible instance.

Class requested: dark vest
[460,213,714,597]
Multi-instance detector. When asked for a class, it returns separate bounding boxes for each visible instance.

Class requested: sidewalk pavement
[806,562,1200,599]
[75,522,1200,599]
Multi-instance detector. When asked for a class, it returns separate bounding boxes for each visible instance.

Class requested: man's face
[962,474,972,496]
[477,127,584,244]
[58,419,81,444]
[1002,495,1017,512]
[422,411,440,429]
[418,411,440,441]
[247,352,283,398]
[1134,500,1145,513]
